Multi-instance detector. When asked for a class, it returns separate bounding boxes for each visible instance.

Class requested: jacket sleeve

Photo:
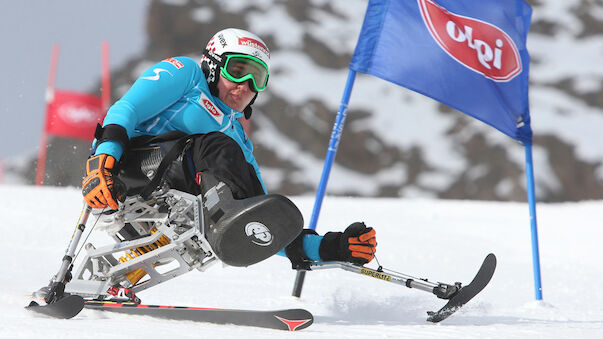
[276,234,324,261]
[94,57,201,160]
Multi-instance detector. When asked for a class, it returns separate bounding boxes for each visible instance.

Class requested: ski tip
[26,295,85,319]
[480,253,497,283]
[27,300,40,307]
[486,253,497,265]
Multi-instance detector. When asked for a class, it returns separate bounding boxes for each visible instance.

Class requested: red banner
[45,90,105,141]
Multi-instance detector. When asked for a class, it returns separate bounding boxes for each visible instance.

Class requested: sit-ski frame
[41,186,494,323]
[65,189,218,299]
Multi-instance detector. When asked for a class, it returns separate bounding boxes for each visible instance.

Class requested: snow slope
[0,185,601,338]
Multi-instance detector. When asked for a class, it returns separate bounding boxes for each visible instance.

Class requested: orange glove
[82,154,122,210]
[319,222,377,265]
[345,224,377,264]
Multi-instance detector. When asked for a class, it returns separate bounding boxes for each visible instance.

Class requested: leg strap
[285,229,318,270]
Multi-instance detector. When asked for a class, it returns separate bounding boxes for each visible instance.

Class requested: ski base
[84,300,313,331]
[25,295,85,319]
[427,253,497,323]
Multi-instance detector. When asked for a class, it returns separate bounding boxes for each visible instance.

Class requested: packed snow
[0,185,601,338]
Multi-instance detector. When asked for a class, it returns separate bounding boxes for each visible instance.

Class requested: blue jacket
[95,56,323,262]
[94,56,266,193]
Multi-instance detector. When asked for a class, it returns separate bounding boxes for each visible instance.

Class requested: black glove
[319,222,377,265]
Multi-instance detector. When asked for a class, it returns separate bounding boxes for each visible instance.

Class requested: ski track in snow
[0,185,602,338]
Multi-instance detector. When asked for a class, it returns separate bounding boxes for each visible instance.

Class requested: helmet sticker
[238,37,270,57]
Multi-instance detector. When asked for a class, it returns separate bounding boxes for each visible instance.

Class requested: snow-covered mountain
[111,0,603,202]
[11,0,602,203]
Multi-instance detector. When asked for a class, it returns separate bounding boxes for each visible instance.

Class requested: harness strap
[133,131,198,200]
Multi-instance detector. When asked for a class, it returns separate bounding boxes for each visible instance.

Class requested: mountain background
[5,0,603,203]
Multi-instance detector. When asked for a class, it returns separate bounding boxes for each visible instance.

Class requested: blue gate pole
[292,69,358,297]
[524,142,543,300]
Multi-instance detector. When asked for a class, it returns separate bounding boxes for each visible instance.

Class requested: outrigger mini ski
[26,204,92,319]
[309,253,497,323]
[27,294,84,319]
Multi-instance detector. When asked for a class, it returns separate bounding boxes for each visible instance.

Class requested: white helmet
[201,28,271,118]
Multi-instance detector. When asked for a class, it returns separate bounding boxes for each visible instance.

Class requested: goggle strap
[203,50,225,67]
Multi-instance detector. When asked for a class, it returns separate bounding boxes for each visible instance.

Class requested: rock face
[36,0,603,203]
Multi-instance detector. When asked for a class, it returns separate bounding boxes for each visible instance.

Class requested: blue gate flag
[350,0,533,144]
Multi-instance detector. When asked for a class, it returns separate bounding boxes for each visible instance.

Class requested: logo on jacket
[245,222,273,246]
[199,92,224,124]
[162,58,184,69]
[141,68,173,81]
[418,0,522,82]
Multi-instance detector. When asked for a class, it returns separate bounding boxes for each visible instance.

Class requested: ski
[427,253,497,322]
[26,295,85,319]
[310,253,497,323]
[83,300,314,331]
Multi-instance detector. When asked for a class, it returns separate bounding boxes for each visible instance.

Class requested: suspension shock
[119,228,170,285]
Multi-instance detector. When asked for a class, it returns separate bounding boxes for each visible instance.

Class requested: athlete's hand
[341,222,377,265]
[82,154,123,210]
[319,222,377,265]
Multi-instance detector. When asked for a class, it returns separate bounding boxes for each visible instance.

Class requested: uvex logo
[418,0,522,82]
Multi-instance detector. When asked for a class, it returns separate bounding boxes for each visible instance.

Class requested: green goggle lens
[220,54,269,92]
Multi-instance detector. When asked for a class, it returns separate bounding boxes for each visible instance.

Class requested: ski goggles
[220,54,269,92]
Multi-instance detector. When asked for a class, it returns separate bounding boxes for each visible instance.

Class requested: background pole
[524,142,543,300]
[101,41,111,112]
[35,44,60,186]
